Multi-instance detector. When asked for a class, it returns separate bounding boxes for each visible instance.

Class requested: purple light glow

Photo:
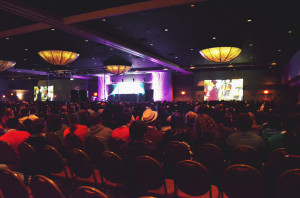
[152,72,172,101]
[98,74,111,100]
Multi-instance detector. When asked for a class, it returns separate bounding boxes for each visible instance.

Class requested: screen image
[204,79,243,101]
[109,82,145,95]
[34,86,54,101]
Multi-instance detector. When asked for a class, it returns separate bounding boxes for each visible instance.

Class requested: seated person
[0,118,31,153]
[111,111,133,143]
[85,113,112,150]
[63,113,88,144]
[226,113,266,151]
[25,118,48,155]
[46,114,68,144]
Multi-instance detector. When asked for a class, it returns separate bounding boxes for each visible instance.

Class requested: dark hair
[30,118,45,135]
[46,114,62,132]
[117,111,132,126]
[77,110,89,126]
[6,118,19,129]
[68,113,79,133]
[171,111,185,129]
[23,119,32,132]
[129,120,148,141]
[238,113,253,131]
[19,107,29,118]
[29,105,37,115]
[89,113,103,126]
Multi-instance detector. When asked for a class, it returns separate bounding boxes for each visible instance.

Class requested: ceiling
[0,0,299,80]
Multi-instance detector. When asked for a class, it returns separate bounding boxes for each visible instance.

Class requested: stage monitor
[204,79,243,101]
[34,86,54,101]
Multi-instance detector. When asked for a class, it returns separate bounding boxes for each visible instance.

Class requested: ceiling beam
[0,0,193,74]
[0,0,203,38]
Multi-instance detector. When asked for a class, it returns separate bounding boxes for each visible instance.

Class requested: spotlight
[94,92,98,97]
[263,90,269,94]
[181,91,186,95]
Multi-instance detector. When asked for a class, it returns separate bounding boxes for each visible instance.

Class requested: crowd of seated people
[0,99,300,197]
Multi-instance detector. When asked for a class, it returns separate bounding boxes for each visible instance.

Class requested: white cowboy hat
[141,108,158,123]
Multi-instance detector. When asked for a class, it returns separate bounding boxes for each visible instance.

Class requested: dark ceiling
[0,0,299,80]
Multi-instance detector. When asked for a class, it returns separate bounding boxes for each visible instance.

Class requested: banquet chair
[30,174,65,198]
[174,160,219,198]
[0,168,30,198]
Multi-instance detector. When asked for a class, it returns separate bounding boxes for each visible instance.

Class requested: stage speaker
[71,90,88,102]
[145,89,153,102]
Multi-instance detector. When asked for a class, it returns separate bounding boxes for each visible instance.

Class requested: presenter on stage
[207,80,219,101]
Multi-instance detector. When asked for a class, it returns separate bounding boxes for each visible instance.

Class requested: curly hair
[193,114,217,141]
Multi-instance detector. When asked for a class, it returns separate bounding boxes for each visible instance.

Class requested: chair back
[133,156,165,191]
[18,142,41,174]
[30,175,65,198]
[222,164,263,198]
[70,186,108,198]
[0,141,18,166]
[108,137,125,154]
[276,169,300,198]
[84,136,105,164]
[98,151,125,184]
[40,145,65,174]
[196,143,224,185]
[45,133,63,151]
[164,141,192,168]
[64,133,82,150]
[174,160,211,196]
[230,145,261,168]
[0,168,30,198]
[67,149,94,178]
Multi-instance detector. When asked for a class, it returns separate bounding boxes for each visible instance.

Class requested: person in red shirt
[63,113,88,144]
[0,118,31,153]
[111,112,133,143]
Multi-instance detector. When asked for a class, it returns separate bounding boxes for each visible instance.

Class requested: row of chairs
[0,168,108,198]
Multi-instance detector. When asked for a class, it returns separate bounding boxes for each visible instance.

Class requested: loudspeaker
[145,89,153,102]
[71,90,88,102]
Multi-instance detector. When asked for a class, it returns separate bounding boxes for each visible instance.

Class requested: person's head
[6,118,19,129]
[19,107,29,118]
[141,108,158,125]
[237,112,253,131]
[68,113,79,133]
[23,119,32,132]
[77,110,89,126]
[3,108,14,118]
[267,113,282,129]
[29,105,37,115]
[185,111,198,127]
[194,114,217,140]
[89,113,103,127]
[46,114,62,132]
[117,111,133,127]
[171,111,185,129]
[129,120,148,141]
[30,118,45,135]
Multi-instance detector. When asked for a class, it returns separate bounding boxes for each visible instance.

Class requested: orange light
[181,91,186,95]
[263,90,269,94]
[2,95,5,98]
[10,93,13,96]
[54,95,57,98]
[93,92,98,97]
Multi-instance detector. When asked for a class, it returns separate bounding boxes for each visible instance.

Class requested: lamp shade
[38,50,79,65]
[200,47,242,62]
[106,65,131,75]
[0,60,16,71]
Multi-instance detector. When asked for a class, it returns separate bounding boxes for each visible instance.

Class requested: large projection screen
[204,79,243,101]
[34,86,54,101]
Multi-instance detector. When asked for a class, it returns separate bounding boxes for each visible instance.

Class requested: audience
[0,99,300,197]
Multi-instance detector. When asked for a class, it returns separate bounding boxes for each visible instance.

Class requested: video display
[34,86,54,101]
[109,82,145,95]
[204,79,243,101]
